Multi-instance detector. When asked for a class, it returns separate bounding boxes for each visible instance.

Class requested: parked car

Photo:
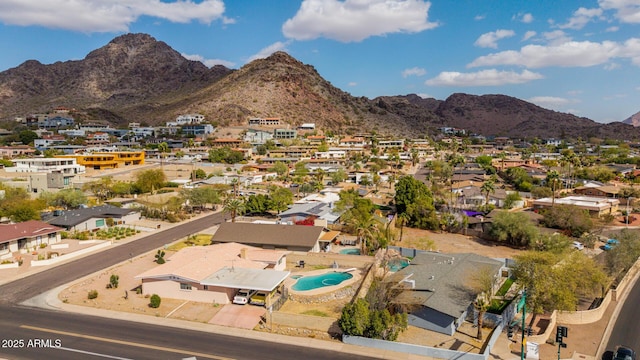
[249,291,268,306]
[572,241,584,250]
[232,289,257,305]
[603,238,620,251]
[613,345,636,360]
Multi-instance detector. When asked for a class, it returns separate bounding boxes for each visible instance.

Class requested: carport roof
[201,267,290,292]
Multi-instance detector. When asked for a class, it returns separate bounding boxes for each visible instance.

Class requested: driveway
[210,304,266,329]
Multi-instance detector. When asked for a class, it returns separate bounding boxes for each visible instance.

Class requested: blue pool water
[292,272,353,291]
[339,248,360,255]
[388,259,410,272]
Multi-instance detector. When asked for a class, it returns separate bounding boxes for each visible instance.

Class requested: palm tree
[474,292,490,340]
[480,179,495,207]
[546,170,561,206]
[350,212,379,255]
[223,197,245,223]
[397,212,410,243]
[157,142,169,171]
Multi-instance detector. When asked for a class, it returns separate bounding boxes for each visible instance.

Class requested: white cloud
[558,7,603,29]
[567,90,583,96]
[246,41,290,63]
[474,29,515,49]
[522,31,537,41]
[0,0,226,32]
[604,62,620,70]
[599,0,640,24]
[348,82,358,87]
[543,30,572,46]
[468,38,640,69]
[528,96,571,108]
[402,67,426,78]
[474,14,486,21]
[606,26,619,32]
[181,53,235,68]
[425,69,543,86]
[416,93,435,99]
[521,13,534,23]
[282,0,438,42]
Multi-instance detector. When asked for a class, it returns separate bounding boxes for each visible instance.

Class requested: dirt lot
[397,227,522,259]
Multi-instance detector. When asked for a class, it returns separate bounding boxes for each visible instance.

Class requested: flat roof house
[135,243,289,304]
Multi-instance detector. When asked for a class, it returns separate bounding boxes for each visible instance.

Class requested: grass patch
[167,234,211,251]
[302,310,329,317]
[496,278,514,297]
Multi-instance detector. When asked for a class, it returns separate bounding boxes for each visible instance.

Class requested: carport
[201,267,290,307]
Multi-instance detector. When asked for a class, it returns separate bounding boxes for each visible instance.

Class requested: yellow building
[61,151,145,170]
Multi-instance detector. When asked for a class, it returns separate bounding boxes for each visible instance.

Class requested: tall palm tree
[480,179,495,207]
[223,197,245,223]
[546,170,561,206]
[157,142,169,171]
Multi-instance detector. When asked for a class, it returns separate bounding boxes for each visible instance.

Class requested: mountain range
[0,33,638,140]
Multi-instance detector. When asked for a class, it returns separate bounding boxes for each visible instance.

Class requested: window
[180,283,192,290]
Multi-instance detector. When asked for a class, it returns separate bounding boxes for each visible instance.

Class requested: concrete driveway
[210,304,266,329]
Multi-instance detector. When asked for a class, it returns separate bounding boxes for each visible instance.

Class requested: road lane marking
[56,347,133,360]
[20,325,233,360]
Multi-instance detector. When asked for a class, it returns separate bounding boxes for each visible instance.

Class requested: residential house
[391,252,503,336]
[135,242,289,303]
[248,117,281,127]
[44,205,140,232]
[0,145,36,159]
[532,196,620,217]
[60,151,145,170]
[211,222,326,252]
[273,128,297,140]
[0,220,63,256]
[574,185,622,198]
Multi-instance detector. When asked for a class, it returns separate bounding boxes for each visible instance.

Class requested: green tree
[541,205,593,237]
[339,298,370,336]
[180,187,221,210]
[134,169,167,194]
[488,211,539,247]
[503,192,522,209]
[109,274,119,289]
[18,130,38,145]
[223,197,245,222]
[269,186,293,214]
[84,177,115,202]
[330,168,348,184]
[245,194,271,214]
[40,189,87,209]
[480,179,495,206]
[157,142,169,170]
[545,170,561,206]
[269,161,289,178]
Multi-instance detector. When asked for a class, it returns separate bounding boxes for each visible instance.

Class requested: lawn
[166,234,212,251]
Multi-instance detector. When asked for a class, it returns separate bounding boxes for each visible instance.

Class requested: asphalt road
[0,212,377,360]
[603,275,640,359]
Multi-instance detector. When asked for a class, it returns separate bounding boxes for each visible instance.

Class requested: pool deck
[286,267,362,297]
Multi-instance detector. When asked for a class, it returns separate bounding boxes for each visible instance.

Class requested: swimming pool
[339,248,360,255]
[292,271,354,291]
[387,259,410,272]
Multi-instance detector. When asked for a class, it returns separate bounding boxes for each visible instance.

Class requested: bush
[109,274,119,289]
[88,290,98,299]
[149,294,161,308]
[39,243,47,249]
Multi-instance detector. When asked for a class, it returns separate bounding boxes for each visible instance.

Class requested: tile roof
[0,220,63,244]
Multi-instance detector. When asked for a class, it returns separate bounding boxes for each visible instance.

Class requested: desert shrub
[109,274,119,289]
[149,294,161,308]
[88,290,98,299]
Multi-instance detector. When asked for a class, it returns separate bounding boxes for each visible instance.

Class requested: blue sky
[0,0,639,124]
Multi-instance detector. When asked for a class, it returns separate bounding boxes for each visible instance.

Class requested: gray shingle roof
[45,205,134,227]
[392,252,503,319]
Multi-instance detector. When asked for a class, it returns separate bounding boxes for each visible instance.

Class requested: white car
[233,289,256,305]
[572,241,584,250]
